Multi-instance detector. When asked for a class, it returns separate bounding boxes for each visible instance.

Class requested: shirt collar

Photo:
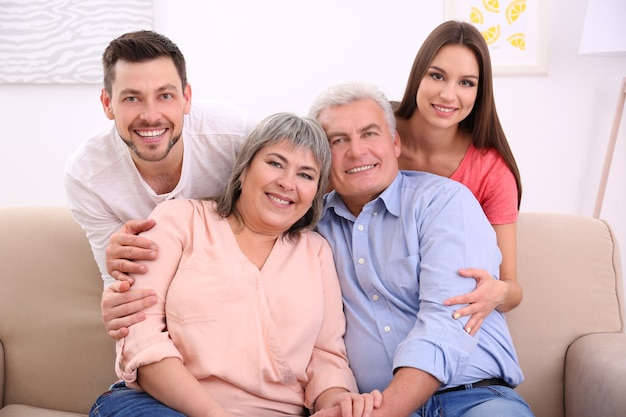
[321,172,403,220]
[377,172,403,218]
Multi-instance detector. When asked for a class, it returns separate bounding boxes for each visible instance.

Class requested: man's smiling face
[317,99,401,215]
[101,56,191,164]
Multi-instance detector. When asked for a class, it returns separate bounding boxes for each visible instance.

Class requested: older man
[308,81,533,417]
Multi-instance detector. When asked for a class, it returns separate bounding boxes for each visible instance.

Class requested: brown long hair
[395,20,521,207]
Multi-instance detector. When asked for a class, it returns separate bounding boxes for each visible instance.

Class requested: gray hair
[211,112,331,239]
[308,81,397,138]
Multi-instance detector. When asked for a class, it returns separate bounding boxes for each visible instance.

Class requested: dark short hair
[102,30,187,95]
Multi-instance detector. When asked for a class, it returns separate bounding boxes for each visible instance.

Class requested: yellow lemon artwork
[482,0,500,13]
[466,0,528,50]
[506,0,527,24]
[507,33,526,50]
[470,6,485,24]
[481,24,501,45]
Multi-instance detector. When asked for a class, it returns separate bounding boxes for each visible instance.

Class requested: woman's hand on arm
[443,268,508,335]
[312,388,382,417]
[138,357,234,417]
[443,223,522,336]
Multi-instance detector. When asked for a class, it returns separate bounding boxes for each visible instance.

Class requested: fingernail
[465,327,472,334]
[453,313,461,320]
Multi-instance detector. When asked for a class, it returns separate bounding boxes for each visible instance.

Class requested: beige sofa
[0,207,624,417]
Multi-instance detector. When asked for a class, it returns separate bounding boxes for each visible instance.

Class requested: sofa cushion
[0,206,115,414]
[508,213,624,417]
[0,404,87,417]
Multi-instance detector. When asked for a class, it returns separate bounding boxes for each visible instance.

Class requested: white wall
[1,0,625,276]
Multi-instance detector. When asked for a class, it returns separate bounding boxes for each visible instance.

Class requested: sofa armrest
[0,341,4,406]
[564,333,626,417]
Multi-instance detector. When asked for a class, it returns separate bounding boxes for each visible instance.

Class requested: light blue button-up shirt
[317,171,524,395]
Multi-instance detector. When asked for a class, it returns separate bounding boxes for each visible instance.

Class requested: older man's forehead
[322,101,387,130]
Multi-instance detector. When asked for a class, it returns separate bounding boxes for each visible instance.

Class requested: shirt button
[373,211,378,216]
[384,325,391,332]
[357,224,364,231]
[372,294,379,301]
[358,258,365,264]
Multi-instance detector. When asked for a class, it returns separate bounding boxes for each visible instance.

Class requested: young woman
[394,21,523,334]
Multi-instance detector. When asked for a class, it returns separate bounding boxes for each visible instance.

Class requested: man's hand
[103,219,159,340]
[443,268,507,336]
[106,219,157,283]
[101,279,157,339]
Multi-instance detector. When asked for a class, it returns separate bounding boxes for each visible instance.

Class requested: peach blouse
[116,199,357,416]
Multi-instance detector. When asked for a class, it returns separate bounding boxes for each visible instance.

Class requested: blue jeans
[418,385,535,417]
[90,382,185,417]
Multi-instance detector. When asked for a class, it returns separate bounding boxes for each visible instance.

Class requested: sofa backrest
[0,207,623,416]
[0,206,115,413]
[508,212,624,417]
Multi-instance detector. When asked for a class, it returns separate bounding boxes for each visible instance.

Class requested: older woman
[90,113,381,417]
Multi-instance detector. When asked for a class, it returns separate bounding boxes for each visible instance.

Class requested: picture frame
[444,0,548,76]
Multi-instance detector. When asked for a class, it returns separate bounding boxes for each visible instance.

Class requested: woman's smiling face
[416,44,479,129]
[236,140,320,235]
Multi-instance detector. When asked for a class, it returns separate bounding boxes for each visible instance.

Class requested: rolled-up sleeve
[114,200,190,388]
[393,183,500,383]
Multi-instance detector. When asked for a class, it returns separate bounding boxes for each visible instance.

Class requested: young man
[308,81,533,417]
[65,30,254,287]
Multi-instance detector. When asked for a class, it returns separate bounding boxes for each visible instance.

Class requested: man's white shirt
[65,99,255,287]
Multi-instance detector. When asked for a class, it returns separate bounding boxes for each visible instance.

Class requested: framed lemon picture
[445,0,547,75]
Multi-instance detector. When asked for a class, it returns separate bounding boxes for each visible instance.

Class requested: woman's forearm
[138,357,231,417]
[493,223,521,312]
[495,278,522,312]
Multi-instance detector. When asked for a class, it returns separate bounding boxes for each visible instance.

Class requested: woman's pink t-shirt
[450,144,518,225]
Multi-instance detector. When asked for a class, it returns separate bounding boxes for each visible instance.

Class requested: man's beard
[122,133,182,162]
